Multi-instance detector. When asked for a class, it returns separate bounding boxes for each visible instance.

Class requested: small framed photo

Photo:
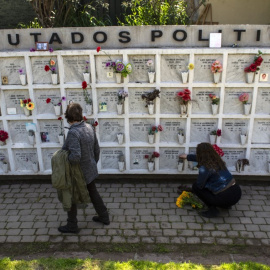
[2,76,8,85]
[35,42,49,51]
[260,73,268,82]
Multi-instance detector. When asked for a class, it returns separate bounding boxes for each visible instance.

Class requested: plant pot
[54,105,61,116]
[178,134,185,144]
[178,162,184,172]
[240,134,247,145]
[2,163,8,173]
[85,104,92,116]
[180,104,187,115]
[28,135,35,145]
[58,135,64,144]
[148,72,155,83]
[118,161,125,172]
[244,103,251,115]
[148,104,154,115]
[115,73,122,84]
[246,72,254,84]
[148,134,155,144]
[83,73,90,84]
[32,162,39,173]
[211,104,219,115]
[117,104,123,115]
[209,134,216,144]
[148,162,154,172]
[23,107,31,116]
[51,73,58,85]
[117,133,124,144]
[19,74,27,85]
[0,141,6,146]
[181,71,189,83]
[236,161,242,173]
[213,72,221,83]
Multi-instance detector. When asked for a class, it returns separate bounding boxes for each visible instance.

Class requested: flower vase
[3,163,8,173]
[181,72,189,83]
[118,161,125,172]
[213,72,221,83]
[148,104,154,115]
[240,134,247,145]
[0,141,6,146]
[246,72,254,84]
[117,104,123,115]
[83,73,90,84]
[178,134,185,144]
[148,72,155,83]
[54,105,61,116]
[32,162,39,173]
[211,104,219,115]
[148,134,155,144]
[117,133,124,144]
[148,162,154,172]
[209,134,216,144]
[58,135,64,144]
[244,103,251,115]
[23,107,31,116]
[51,73,58,85]
[28,135,35,145]
[115,73,122,84]
[177,162,184,172]
[19,74,27,85]
[180,104,187,115]
[85,104,92,116]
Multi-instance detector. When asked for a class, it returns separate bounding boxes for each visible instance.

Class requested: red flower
[46,98,51,104]
[144,155,149,159]
[58,117,62,121]
[0,130,9,142]
[23,99,27,104]
[27,98,31,103]
[93,121,98,127]
[184,89,191,94]
[158,125,163,132]
[212,144,224,157]
[255,56,263,66]
[44,65,50,72]
[216,129,222,136]
[249,63,257,72]
[153,151,160,158]
[182,94,191,101]
[244,66,251,72]
[83,116,87,121]
[96,46,101,53]
[82,81,87,89]
[177,91,184,97]
[152,126,156,132]
[209,94,213,98]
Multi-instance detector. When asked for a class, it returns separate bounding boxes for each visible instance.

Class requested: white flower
[146,59,154,67]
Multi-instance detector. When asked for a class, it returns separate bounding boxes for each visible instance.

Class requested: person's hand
[179,154,187,159]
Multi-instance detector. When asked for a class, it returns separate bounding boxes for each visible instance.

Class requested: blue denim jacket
[187,154,233,194]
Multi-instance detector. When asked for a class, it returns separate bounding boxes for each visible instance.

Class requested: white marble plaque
[226,54,255,83]
[255,88,270,114]
[63,56,89,83]
[222,148,246,170]
[4,90,29,115]
[95,55,121,83]
[39,120,61,142]
[250,149,270,172]
[160,88,180,114]
[129,88,156,114]
[192,88,220,114]
[0,122,3,130]
[0,57,25,85]
[35,90,62,115]
[0,150,8,172]
[223,88,253,114]
[160,54,189,82]
[8,121,29,143]
[159,148,184,170]
[194,54,222,82]
[42,148,59,170]
[99,119,124,142]
[66,89,86,104]
[130,148,155,170]
[252,120,270,144]
[160,119,186,143]
[97,88,122,114]
[100,148,125,169]
[31,57,57,84]
[129,119,155,142]
[190,119,218,143]
[259,55,270,84]
[128,55,155,83]
[222,119,249,144]
[13,149,38,171]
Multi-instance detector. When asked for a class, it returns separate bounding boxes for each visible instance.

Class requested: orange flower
[50,59,56,66]
[26,102,35,110]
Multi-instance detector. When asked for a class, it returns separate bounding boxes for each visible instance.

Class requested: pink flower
[239,93,249,104]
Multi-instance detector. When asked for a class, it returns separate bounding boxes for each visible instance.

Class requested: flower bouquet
[181,63,194,84]
[212,144,224,157]
[239,93,251,115]
[211,60,222,83]
[145,151,160,171]
[176,89,191,115]
[0,130,8,146]
[46,96,66,116]
[117,90,128,114]
[146,59,155,83]
[209,94,220,115]
[210,129,221,144]
[82,81,93,115]
[148,125,163,144]
[44,59,58,84]
[176,191,203,209]
[244,50,263,83]
[18,68,27,85]
[20,98,35,116]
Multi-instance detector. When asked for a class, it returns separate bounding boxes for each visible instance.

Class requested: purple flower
[62,96,66,101]
[86,61,89,64]
[106,62,111,67]
[57,102,62,106]
[19,69,23,74]
[116,62,125,72]
[30,48,36,52]
[49,48,54,52]
[51,67,56,72]
[111,62,116,67]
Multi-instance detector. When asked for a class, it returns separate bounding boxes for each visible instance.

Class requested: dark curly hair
[64,103,83,123]
[196,143,226,171]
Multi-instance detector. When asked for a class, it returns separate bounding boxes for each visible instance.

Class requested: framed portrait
[35,42,49,51]
[260,73,268,82]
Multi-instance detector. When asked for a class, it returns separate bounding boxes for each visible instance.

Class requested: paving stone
[201,237,215,244]
[111,236,126,243]
[216,238,233,245]
[245,224,260,231]
[156,237,170,244]
[6,236,22,242]
[186,237,200,244]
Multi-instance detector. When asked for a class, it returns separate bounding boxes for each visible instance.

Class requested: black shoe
[92,216,110,225]
[200,207,220,218]
[58,225,79,234]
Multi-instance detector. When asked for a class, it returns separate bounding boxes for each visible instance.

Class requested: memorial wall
[0,26,269,176]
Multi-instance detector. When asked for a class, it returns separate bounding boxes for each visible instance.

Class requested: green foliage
[119,0,188,26]
[17,18,42,29]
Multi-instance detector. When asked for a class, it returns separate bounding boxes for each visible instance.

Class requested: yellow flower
[50,59,56,66]
[20,99,24,107]
[26,102,35,110]
[212,95,217,99]
[192,204,196,208]
[188,63,194,70]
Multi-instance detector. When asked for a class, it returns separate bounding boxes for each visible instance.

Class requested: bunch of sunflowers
[176,191,203,209]
[20,98,35,111]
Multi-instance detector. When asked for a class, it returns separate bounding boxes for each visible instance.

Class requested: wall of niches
[0,48,270,176]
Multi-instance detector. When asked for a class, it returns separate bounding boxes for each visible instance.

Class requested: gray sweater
[62,121,100,184]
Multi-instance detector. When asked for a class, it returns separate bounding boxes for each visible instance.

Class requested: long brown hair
[196,143,226,171]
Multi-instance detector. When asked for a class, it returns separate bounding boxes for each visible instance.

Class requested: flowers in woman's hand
[176,89,191,105]
[211,60,223,73]
[239,93,249,104]
[0,130,9,142]
[20,99,35,110]
[149,125,163,135]
[244,50,263,73]
[212,144,224,157]
[209,94,220,105]
[176,191,203,209]
[82,81,87,89]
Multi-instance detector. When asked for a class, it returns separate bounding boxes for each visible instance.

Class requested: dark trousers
[192,182,242,208]
[67,180,108,229]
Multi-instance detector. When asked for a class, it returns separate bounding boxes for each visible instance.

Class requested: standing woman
[58,103,110,233]
[180,143,241,218]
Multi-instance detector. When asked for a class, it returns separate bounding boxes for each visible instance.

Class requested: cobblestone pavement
[0,182,270,246]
